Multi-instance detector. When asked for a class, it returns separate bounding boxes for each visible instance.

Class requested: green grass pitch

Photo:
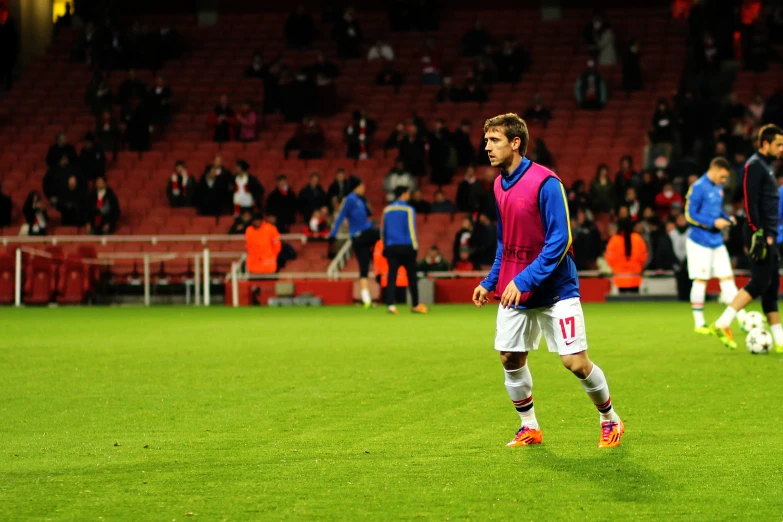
[1,303,782,521]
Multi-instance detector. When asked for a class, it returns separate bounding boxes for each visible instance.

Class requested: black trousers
[384,244,419,306]
[746,246,779,313]
[352,227,380,277]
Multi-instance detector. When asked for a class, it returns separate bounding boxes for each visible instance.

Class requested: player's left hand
[500,280,528,309]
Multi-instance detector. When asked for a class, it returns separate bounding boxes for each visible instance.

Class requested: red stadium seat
[56,256,90,304]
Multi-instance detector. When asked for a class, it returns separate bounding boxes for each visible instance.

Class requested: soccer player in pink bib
[472,114,624,448]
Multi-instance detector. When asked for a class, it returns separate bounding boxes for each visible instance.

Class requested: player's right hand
[714,218,732,230]
[472,285,490,307]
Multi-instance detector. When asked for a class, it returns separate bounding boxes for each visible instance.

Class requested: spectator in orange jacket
[605,218,648,294]
[373,239,408,305]
[245,213,281,274]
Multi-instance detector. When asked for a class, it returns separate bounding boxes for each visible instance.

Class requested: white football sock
[579,364,619,423]
[719,280,746,324]
[360,288,371,305]
[715,306,738,329]
[690,281,706,328]
[504,365,538,429]
[770,323,783,345]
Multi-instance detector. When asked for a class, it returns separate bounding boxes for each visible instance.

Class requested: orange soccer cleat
[506,425,543,447]
[598,419,625,448]
[411,304,429,314]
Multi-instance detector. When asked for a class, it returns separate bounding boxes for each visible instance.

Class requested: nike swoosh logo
[565,340,576,346]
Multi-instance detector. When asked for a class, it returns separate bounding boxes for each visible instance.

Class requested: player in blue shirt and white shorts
[684,157,746,333]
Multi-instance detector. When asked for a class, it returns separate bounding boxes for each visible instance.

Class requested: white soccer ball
[745,327,772,354]
[742,311,765,332]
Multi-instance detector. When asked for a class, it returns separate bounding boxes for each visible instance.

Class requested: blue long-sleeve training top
[777,185,783,244]
[382,200,418,249]
[480,159,579,310]
[685,174,731,248]
[329,192,372,238]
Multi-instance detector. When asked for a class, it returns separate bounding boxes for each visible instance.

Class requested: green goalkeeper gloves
[749,229,768,262]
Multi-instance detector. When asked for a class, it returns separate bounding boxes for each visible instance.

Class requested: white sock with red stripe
[719,280,746,325]
[579,364,619,423]
[504,365,538,429]
[691,281,706,328]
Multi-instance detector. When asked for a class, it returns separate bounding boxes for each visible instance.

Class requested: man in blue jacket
[382,187,428,314]
[329,180,379,308]
[684,157,746,334]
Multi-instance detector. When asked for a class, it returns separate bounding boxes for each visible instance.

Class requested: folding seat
[56,256,90,304]
[0,254,15,304]
[23,256,54,305]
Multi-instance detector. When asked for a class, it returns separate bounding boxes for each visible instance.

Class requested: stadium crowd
[1,0,782,284]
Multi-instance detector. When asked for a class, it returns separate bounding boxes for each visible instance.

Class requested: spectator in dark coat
[470,168,497,218]
[461,78,488,103]
[0,184,11,228]
[89,176,121,235]
[57,175,89,227]
[307,51,340,80]
[79,133,106,182]
[85,74,113,116]
[493,37,531,83]
[22,191,48,236]
[332,8,363,59]
[208,95,237,142]
[614,155,641,202]
[116,68,147,109]
[298,172,328,220]
[409,189,431,214]
[376,61,403,90]
[451,120,475,167]
[285,5,315,49]
[196,166,229,217]
[461,20,492,57]
[523,95,552,127]
[384,121,406,152]
[266,175,298,233]
[327,169,360,208]
[456,167,478,211]
[245,53,267,79]
[229,209,254,235]
[285,117,326,159]
[167,161,197,208]
[46,133,78,170]
[436,76,461,103]
[95,111,120,161]
[122,96,152,152]
[588,163,616,214]
[452,216,473,264]
[430,190,456,213]
[43,155,84,207]
[148,75,173,125]
[470,213,497,267]
[428,119,457,185]
[398,122,428,178]
[574,60,607,110]
[622,40,643,96]
[418,246,450,273]
[530,138,554,168]
[0,11,19,90]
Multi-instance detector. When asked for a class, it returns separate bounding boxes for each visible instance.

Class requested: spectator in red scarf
[306,206,332,239]
[89,176,121,235]
[345,110,377,159]
[285,117,326,159]
[208,94,237,142]
[266,175,298,233]
[654,181,683,221]
[236,100,258,142]
[614,155,641,202]
[167,160,196,208]
[228,160,265,216]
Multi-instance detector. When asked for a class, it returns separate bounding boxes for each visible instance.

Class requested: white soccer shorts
[494,297,588,356]
[686,238,733,281]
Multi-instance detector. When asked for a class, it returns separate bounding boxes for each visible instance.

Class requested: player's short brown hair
[758,124,783,148]
[483,113,529,156]
[710,157,732,171]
